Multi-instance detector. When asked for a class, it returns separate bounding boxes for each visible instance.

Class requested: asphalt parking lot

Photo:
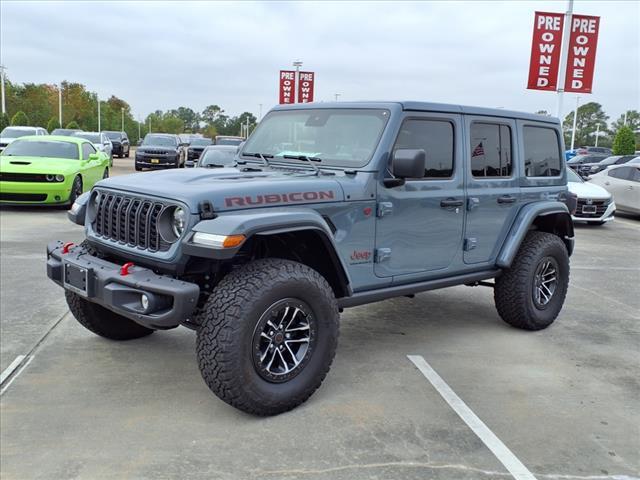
[1,158,638,480]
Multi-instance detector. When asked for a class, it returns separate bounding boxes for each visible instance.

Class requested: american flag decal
[472,142,484,157]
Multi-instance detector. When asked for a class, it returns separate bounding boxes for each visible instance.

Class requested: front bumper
[0,180,73,205]
[135,155,179,169]
[46,241,200,329]
[572,200,616,223]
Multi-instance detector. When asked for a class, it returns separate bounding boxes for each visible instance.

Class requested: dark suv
[104,131,130,158]
[48,101,575,416]
[186,137,213,167]
[135,134,185,170]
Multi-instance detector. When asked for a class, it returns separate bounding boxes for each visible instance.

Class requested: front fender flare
[497,201,574,268]
[182,208,350,285]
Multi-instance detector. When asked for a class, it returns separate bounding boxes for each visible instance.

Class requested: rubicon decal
[225,190,335,207]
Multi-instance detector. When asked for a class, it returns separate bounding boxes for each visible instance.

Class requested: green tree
[562,102,609,148]
[611,110,640,133]
[612,126,636,155]
[66,120,80,129]
[11,111,30,126]
[0,112,9,131]
[170,107,199,132]
[46,117,59,132]
[161,115,184,134]
[201,104,223,124]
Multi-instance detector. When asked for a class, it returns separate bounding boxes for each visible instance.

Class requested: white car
[567,167,615,225]
[589,164,640,215]
[0,126,47,151]
[72,131,113,165]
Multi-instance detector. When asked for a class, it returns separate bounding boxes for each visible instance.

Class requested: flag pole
[556,0,574,120]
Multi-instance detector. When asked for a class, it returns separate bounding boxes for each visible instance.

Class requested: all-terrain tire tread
[196,258,339,416]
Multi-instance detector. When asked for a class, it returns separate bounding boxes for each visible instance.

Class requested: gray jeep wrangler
[47,102,575,416]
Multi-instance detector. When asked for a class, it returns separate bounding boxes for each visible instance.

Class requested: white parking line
[407,355,537,480]
[0,356,34,396]
[0,355,26,385]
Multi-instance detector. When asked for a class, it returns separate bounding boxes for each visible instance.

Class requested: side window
[393,119,454,178]
[470,123,512,178]
[82,142,96,159]
[523,126,562,177]
[633,168,640,183]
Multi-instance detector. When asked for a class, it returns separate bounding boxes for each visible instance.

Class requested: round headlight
[171,207,186,237]
[46,174,55,182]
[55,174,64,182]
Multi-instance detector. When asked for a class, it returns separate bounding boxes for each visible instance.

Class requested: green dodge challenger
[0,135,111,206]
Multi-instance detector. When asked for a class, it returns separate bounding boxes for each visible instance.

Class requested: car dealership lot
[1,159,638,479]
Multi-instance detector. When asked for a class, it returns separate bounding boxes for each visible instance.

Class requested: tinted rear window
[523,126,562,177]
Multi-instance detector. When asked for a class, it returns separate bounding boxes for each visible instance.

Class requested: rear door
[375,112,465,277]
[464,116,520,264]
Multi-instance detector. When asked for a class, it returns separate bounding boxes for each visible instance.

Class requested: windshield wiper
[243,152,273,167]
[283,154,321,175]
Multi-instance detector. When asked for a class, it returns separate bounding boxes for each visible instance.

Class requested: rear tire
[195,259,339,416]
[494,231,569,331]
[66,290,154,340]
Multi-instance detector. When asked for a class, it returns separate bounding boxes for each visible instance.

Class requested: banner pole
[570,95,580,150]
[556,0,574,120]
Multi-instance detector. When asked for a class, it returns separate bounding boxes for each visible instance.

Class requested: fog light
[141,294,149,310]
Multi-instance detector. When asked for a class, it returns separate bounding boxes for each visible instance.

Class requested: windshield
[105,132,121,141]
[1,139,78,159]
[1,127,35,138]
[241,108,390,167]
[51,129,80,136]
[74,133,101,143]
[142,135,177,147]
[191,138,212,147]
[199,149,237,167]
[217,138,243,146]
[566,167,583,183]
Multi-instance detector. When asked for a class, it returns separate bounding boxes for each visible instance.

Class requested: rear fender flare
[497,202,574,268]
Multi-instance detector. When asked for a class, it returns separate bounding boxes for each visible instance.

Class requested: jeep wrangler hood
[95,167,345,211]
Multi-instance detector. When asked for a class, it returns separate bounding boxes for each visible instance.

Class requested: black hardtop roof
[272,101,559,124]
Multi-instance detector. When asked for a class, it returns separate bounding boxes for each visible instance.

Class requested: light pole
[570,96,580,150]
[556,0,574,119]
[293,60,303,103]
[148,117,151,134]
[121,107,124,132]
[594,123,600,147]
[138,117,141,140]
[258,103,262,121]
[334,93,341,102]
[0,65,6,116]
[97,97,101,131]
[58,83,63,127]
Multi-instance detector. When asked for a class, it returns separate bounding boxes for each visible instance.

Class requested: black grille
[575,198,608,218]
[0,192,48,202]
[93,191,172,252]
[0,172,52,182]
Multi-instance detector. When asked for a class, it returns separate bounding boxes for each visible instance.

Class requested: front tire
[66,290,154,340]
[68,175,83,207]
[494,231,569,331]
[195,259,339,416]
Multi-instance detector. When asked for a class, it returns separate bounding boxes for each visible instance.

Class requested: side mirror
[392,149,426,178]
[88,153,100,161]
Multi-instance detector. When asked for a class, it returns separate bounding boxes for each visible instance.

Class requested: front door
[375,113,465,278]
[464,116,521,264]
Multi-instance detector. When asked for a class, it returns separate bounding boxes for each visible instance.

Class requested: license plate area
[63,261,92,297]
[151,159,160,164]
[582,205,597,214]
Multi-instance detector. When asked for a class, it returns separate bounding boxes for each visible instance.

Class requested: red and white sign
[279,70,296,104]
[527,11,565,91]
[564,14,600,93]
[297,71,315,103]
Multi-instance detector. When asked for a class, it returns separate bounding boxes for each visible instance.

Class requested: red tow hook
[120,262,135,276]
[61,242,75,254]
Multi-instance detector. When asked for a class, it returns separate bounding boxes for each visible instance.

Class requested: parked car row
[565,145,612,160]
[0,126,48,151]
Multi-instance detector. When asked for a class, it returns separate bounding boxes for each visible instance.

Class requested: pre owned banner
[527,11,564,91]
[279,70,296,104]
[297,71,315,103]
[564,14,600,93]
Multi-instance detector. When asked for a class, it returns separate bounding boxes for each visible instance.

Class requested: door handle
[497,195,517,204]
[440,198,464,208]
